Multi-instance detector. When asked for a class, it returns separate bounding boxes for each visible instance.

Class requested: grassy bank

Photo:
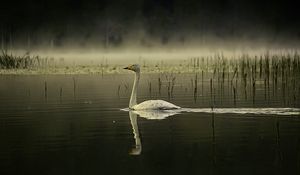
[0,51,299,76]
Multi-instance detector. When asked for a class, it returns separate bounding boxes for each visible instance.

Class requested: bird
[124,64,180,110]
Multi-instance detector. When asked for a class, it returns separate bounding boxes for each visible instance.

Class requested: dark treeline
[0,0,299,49]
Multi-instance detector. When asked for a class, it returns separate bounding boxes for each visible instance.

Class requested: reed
[193,74,198,102]
[171,77,176,96]
[0,50,51,69]
[201,70,204,95]
[233,86,236,106]
[44,81,47,99]
[148,81,152,97]
[158,76,162,95]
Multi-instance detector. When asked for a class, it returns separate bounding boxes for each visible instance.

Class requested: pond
[0,73,299,175]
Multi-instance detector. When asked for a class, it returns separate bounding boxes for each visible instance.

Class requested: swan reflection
[128,110,179,155]
[128,111,141,155]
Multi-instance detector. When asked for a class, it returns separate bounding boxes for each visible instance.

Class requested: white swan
[124,64,180,110]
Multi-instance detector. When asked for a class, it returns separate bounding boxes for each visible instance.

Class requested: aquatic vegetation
[0,52,299,93]
[0,50,54,69]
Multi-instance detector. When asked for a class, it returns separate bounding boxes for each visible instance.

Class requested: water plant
[0,50,53,69]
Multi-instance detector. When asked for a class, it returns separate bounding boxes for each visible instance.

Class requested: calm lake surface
[0,73,300,175]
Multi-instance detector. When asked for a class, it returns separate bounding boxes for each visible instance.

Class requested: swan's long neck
[129,72,140,108]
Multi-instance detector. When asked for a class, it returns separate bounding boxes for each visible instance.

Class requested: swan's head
[124,64,140,73]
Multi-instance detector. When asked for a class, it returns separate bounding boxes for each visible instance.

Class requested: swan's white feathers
[132,100,180,110]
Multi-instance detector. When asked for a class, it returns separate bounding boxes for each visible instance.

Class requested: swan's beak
[124,65,135,71]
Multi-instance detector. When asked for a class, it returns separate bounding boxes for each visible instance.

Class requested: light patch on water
[180,108,300,116]
[121,107,300,120]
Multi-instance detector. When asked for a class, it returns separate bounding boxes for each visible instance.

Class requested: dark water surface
[0,74,300,175]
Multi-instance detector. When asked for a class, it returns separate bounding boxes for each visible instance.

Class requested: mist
[1,0,299,54]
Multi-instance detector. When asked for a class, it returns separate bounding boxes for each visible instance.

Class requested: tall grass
[0,50,52,69]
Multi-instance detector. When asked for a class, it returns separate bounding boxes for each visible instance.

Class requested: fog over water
[1,0,299,55]
[6,47,299,66]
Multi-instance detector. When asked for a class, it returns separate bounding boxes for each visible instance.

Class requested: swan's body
[132,100,180,110]
[124,64,180,110]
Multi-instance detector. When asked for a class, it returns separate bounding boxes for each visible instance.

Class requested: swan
[124,64,180,110]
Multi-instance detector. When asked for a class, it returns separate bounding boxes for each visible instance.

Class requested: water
[0,74,300,175]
